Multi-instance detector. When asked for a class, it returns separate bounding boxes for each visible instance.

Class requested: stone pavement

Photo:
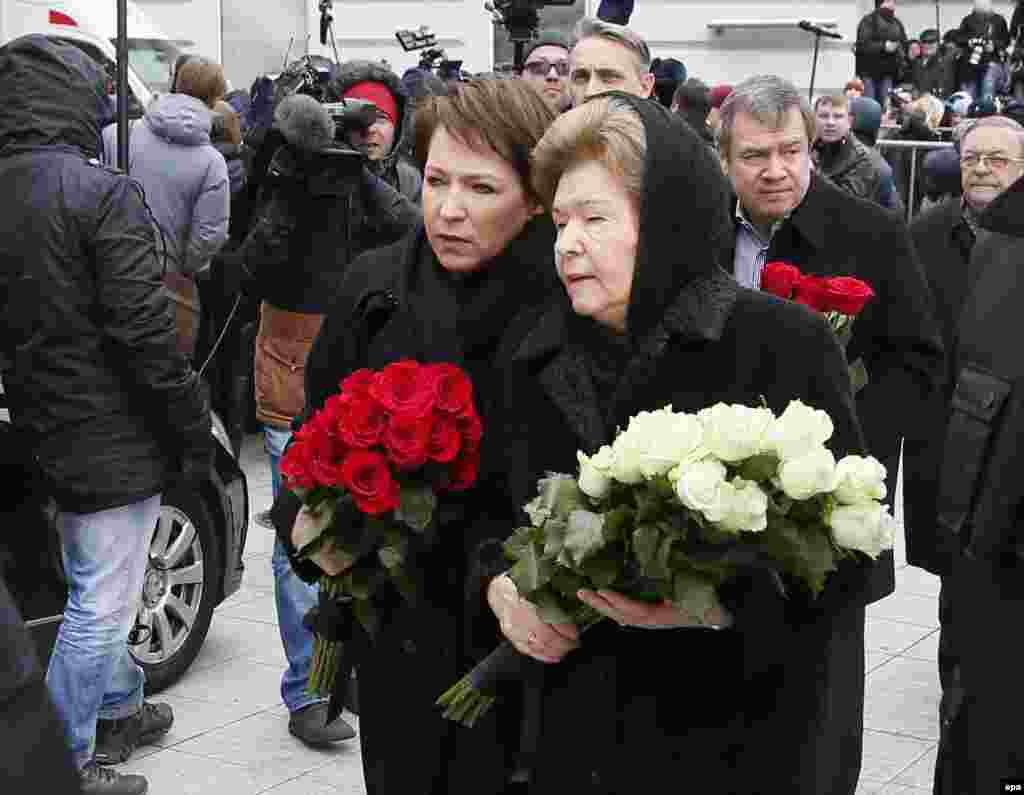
[125,434,940,794]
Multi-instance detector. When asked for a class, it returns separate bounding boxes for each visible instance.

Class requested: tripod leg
[809,34,822,101]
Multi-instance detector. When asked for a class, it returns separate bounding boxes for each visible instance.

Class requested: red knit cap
[709,84,734,109]
[341,81,399,126]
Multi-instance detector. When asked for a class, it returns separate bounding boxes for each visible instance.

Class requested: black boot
[80,762,148,795]
[94,701,174,766]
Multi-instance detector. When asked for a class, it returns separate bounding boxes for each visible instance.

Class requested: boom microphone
[798,20,842,39]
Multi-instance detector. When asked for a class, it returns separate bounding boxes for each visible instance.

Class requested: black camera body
[321,98,380,148]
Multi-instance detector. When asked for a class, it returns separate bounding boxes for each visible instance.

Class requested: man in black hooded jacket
[0,35,211,795]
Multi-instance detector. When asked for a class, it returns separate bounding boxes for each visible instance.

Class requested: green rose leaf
[738,453,780,483]
[602,505,635,542]
[509,541,554,594]
[397,484,436,532]
[563,510,608,566]
[377,544,405,571]
[533,590,576,624]
[550,567,588,600]
[634,488,663,523]
[580,548,623,589]
[672,570,720,621]
[632,524,660,570]
[293,500,337,557]
[542,516,569,560]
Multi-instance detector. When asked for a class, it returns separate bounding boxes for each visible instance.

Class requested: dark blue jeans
[264,424,324,713]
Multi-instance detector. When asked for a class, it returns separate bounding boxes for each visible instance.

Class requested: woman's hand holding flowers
[488,574,579,663]
[577,589,734,629]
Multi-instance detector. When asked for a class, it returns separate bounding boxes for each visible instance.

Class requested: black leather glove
[302,589,357,643]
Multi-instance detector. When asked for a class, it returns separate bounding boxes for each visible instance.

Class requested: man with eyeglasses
[568,17,655,106]
[519,31,572,113]
[908,114,1024,795]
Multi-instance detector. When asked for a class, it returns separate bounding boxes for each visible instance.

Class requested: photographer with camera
[232,93,419,748]
[333,61,423,201]
[955,0,1010,101]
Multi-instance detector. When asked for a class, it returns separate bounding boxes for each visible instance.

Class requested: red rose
[446,450,481,492]
[308,418,348,486]
[320,393,351,437]
[280,439,315,490]
[339,395,389,449]
[428,413,462,463]
[761,262,803,300]
[340,450,401,515]
[457,411,483,454]
[794,275,832,312]
[340,368,375,397]
[426,363,474,416]
[822,277,875,316]
[369,360,435,417]
[383,412,433,469]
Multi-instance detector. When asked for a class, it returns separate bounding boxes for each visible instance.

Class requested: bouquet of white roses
[435,399,896,727]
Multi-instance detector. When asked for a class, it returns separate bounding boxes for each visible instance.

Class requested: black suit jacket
[722,176,946,586]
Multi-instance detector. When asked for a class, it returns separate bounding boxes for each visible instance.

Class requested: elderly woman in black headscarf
[487,93,879,794]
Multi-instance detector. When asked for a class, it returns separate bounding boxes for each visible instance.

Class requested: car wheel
[128,486,222,693]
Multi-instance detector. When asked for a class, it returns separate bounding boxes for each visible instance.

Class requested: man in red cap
[332,60,421,200]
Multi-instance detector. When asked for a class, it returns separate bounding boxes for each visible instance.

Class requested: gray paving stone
[860,730,935,782]
[171,711,354,787]
[148,693,271,748]
[124,747,294,794]
[891,745,938,788]
[194,614,288,669]
[866,617,935,656]
[901,630,940,663]
[161,658,284,711]
[217,593,279,625]
[863,658,941,741]
[866,592,939,628]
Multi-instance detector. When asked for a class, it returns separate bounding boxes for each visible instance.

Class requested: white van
[0,0,188,113]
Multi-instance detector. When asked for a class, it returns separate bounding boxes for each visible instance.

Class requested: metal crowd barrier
[875,139,956,222]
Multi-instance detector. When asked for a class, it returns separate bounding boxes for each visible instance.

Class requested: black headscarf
[567,92,733,424]
[578,91,734,349]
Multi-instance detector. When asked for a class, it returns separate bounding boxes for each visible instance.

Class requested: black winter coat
[0,35,210,513]
[857,9,908,80]
[271,218,559,795]
[932,175,1024,792]
[814,135,885,205]
[908,198,975,575]
[722,175,946,597]
[496,95,875,795]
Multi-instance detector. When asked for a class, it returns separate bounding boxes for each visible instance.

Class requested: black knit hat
[522,31,571,63]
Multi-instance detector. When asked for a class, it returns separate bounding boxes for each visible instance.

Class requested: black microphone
[799,20,842,39]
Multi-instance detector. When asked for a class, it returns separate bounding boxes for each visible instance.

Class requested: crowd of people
[1,7,1023,795]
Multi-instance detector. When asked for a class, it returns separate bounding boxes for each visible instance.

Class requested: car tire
[129,485,222,694]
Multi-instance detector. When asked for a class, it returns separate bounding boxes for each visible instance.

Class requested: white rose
[577,445,615,500]
[609,431,644,484]
[833,455,888,505]
[777,446,838,500]
[717,477,769,533]
[636,409,706,478]
[829,502,897,558]
[675,458,728,518]
[765,399,835,461]
[697,403,775,462]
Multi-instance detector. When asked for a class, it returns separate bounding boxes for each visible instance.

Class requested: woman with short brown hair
[272,78,558,794]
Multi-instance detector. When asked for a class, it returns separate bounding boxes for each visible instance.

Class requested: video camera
[396,26,449,71]
[321,98,380,149]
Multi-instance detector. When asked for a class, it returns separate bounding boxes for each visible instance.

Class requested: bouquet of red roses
[279,360,483,695]
[761,262,875,393]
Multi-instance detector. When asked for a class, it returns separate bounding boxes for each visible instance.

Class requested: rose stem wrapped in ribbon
[280,360,483,701]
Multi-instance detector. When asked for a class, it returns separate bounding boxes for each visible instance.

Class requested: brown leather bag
[254,302,323,429]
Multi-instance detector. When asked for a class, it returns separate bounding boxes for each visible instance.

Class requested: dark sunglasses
[522,59,571,77]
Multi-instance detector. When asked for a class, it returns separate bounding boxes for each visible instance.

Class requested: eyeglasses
[522,59,570,77]
[960,152,1024,171]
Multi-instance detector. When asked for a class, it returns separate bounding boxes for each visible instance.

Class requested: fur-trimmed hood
[330,59,411,175]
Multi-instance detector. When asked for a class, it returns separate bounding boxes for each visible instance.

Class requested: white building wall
[585,0,1015,97]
